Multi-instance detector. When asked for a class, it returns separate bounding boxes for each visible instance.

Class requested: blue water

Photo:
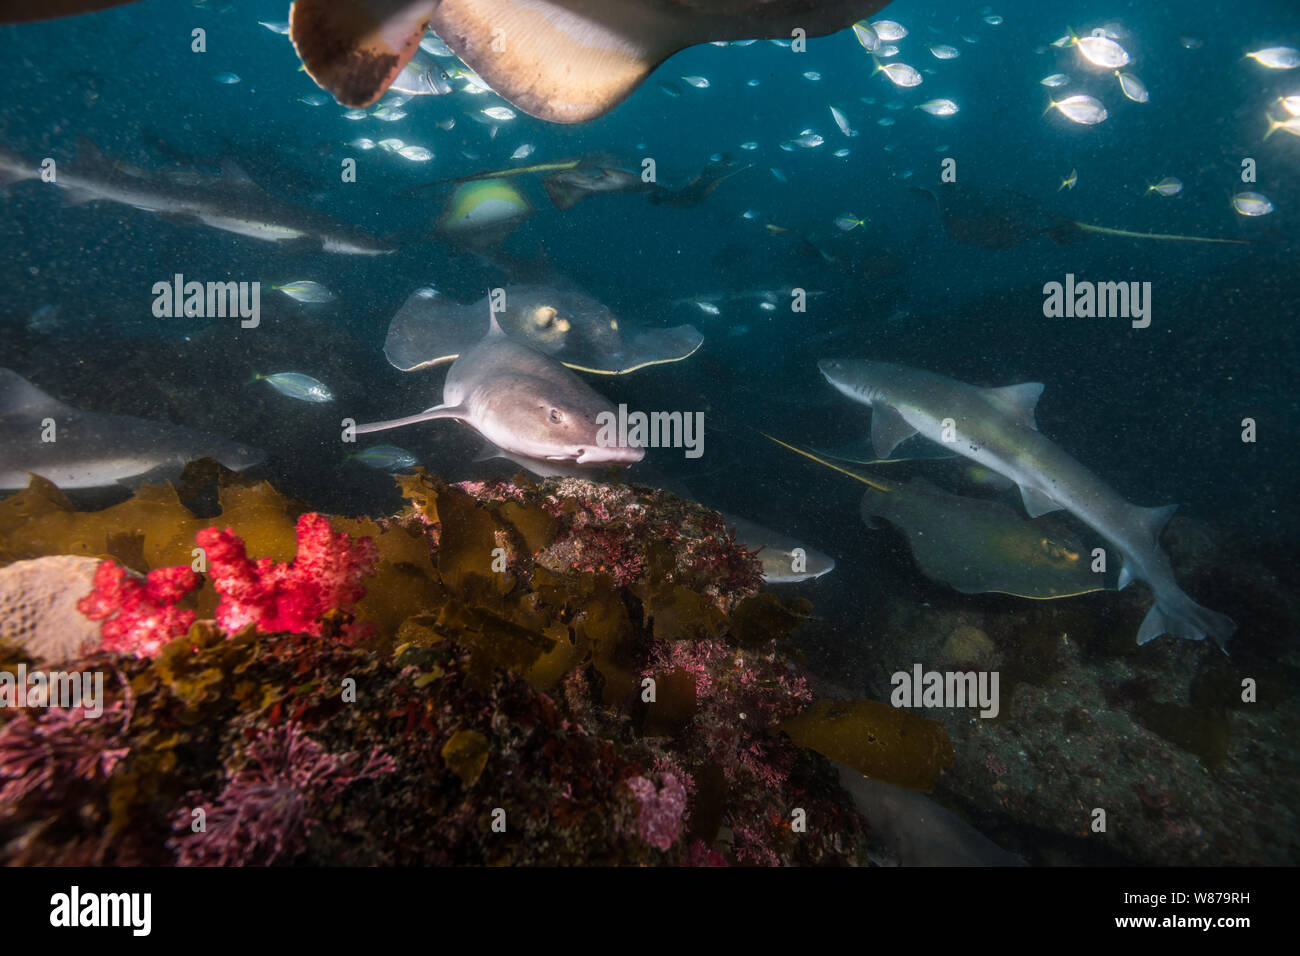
[1,0,1298,864]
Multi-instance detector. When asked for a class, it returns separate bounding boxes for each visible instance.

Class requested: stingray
[913,184,1258,249]
[763,434,1109,600]
[385,283,702,375]
[286,0,890,120]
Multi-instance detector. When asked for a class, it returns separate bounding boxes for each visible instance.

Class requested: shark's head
[819,358,883,406]
[476,376,644,467]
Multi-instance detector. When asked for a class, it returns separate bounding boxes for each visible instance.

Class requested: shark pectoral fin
[290,0,435,108]
[353,404,464,434]
[987,382,1044,429]
[1117,561,1135,590]
[472,440,505,463]
[1019,484,1064,518]
[869,404,918,459]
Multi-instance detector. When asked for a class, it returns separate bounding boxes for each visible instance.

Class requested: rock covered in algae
[0,469,901,865]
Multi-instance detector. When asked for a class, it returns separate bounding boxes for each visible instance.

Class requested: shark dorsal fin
[221,158,262,190]
[74,136,109,169]
[0,368,68,420]
[870,404,918,459]
[1137,502,1178,540]
[987,382,1044,430]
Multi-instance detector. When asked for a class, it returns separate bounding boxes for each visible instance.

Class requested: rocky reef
[0,468,954,866]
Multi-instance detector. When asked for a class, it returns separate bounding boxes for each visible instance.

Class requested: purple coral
[0,705,129,804]
[625,773,688,851]
[169,722,394,866]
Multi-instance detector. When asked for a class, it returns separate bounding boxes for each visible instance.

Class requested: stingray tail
[1073,222,1259,245]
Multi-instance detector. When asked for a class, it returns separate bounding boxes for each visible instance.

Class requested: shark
[354,311,645,466]
[817,359,1236,649]
[0,368,264,490]
[0,139,394,255]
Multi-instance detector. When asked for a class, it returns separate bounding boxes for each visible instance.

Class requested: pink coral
[169,722,394,866]
[625,772,688,851]
[195,513,378,638]
[76,562,200,658]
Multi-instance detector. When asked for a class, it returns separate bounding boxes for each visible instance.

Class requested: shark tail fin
[1137,595,1236,652]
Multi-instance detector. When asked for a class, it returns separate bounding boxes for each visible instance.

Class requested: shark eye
[548,407,565,423]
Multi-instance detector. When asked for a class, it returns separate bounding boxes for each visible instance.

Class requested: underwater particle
[247,371,334,403]
[441,729,490,786]
[1245,46,1300,69]
[0,555,106,663]
[625,773,688,851]
[76,560,201,659]
[1046,94,1107,125]
[1231,191,1273,216]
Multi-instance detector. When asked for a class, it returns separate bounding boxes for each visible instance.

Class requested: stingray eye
[534,306,557,328]
[548,407,565,424]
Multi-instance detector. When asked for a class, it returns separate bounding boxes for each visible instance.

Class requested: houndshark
[354,311,645,466]
[0,368,264,490]
[818,359,1236,649]
[0,140,394,255]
